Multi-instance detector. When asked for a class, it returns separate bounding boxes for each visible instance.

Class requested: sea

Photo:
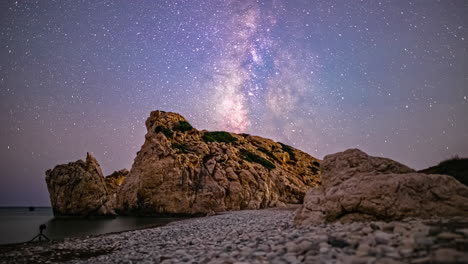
[0,207,183,245]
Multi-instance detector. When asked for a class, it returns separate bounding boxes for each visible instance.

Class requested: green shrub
[279,142,296,161]
[174,121,193,132]
[257,147,279,162]
[171,143,191,153]
[202,131,237,143]
[240,149,276,170]
[308,165,319,174]
[155,125,173,138]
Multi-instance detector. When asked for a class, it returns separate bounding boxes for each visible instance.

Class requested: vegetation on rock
[257,147,279,162]
[279,142,296,161]
[240,149,276,170]
[174,121,193,132]
[202,131,237,143]
[171,143,191,153]
[155,125,173,138]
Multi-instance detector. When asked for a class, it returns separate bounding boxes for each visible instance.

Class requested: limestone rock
[105,169,129,194]
[117,110,321,215]
[295,149,468,225]
[45,153,127,217]
[321,149,414,188]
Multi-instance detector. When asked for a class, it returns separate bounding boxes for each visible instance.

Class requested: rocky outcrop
[117,110,321,215]
[45,153,127,217]
[419,157,468,186]
[105,169,129,194]
[295,149,468,225]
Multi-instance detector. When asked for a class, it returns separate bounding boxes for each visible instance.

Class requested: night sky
[1,0,467,206]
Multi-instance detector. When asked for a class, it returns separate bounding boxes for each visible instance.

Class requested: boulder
[117,110,321,215]
[45,153,127,217]
[295,149,468,225]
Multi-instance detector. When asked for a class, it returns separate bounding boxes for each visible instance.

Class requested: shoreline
[1,207,467,264]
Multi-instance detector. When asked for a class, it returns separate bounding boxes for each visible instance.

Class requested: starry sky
[0,0,467,206]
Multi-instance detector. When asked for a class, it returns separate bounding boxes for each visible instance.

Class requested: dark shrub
[240,149,276,170]
[279,142,296,161]
[202,131,237,143]
[313,161,320,167]
[308,165,319,174]
[257,147,279,162]
[174,121,193,132]
[171,143,191,153]
[155,125,173,138]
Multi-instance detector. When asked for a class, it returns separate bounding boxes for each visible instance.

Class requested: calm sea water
[0,207,183,245]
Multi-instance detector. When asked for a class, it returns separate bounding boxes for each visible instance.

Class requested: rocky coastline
[1,207,467,264]
[32,110,468,263]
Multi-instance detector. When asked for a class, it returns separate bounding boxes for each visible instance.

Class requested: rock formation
[45,153,127,217]
[117,110,321,215]
[419,156,468,186]
[295,149,468,226]
[105,169,129,194]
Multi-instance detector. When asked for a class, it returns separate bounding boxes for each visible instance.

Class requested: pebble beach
[1,207,467,264]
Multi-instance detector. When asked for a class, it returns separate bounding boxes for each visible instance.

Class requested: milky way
[0,0,467,205]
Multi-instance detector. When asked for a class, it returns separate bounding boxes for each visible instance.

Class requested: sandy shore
[0,207,467,264]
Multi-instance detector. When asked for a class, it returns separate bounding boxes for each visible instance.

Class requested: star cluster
[0,0,467,205]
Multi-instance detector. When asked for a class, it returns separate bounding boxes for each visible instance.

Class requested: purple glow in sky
[0,0,467,205]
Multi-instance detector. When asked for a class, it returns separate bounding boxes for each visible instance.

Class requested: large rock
[295,149,468,225]
[45,153,127,217]
[117,110,321,215]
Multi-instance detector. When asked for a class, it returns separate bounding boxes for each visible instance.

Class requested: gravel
[1,207,467,264]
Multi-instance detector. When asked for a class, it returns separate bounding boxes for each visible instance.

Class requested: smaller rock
[410,256,431,264]
[414,236,435,247]
[319,242,329,254]
[432,248,468,264]
[328,236,350,248]
[285,242,298,253]
[436,232,463,240]
[456,228,468,237]
[375,231,392,245]
[355,243,370,257]
[399,247,414,258]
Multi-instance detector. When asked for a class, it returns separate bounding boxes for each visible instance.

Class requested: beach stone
[436,232,463,240]
[355,243,371,256]
[295,149,468,225]
[432,248,468,263]
[2,207,468,264]
[399,247,414,258]
[456,228,468,237]
[375,231,392,245]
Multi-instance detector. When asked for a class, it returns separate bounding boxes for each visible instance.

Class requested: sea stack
[116,110,321,215]
[45,153,127,217]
